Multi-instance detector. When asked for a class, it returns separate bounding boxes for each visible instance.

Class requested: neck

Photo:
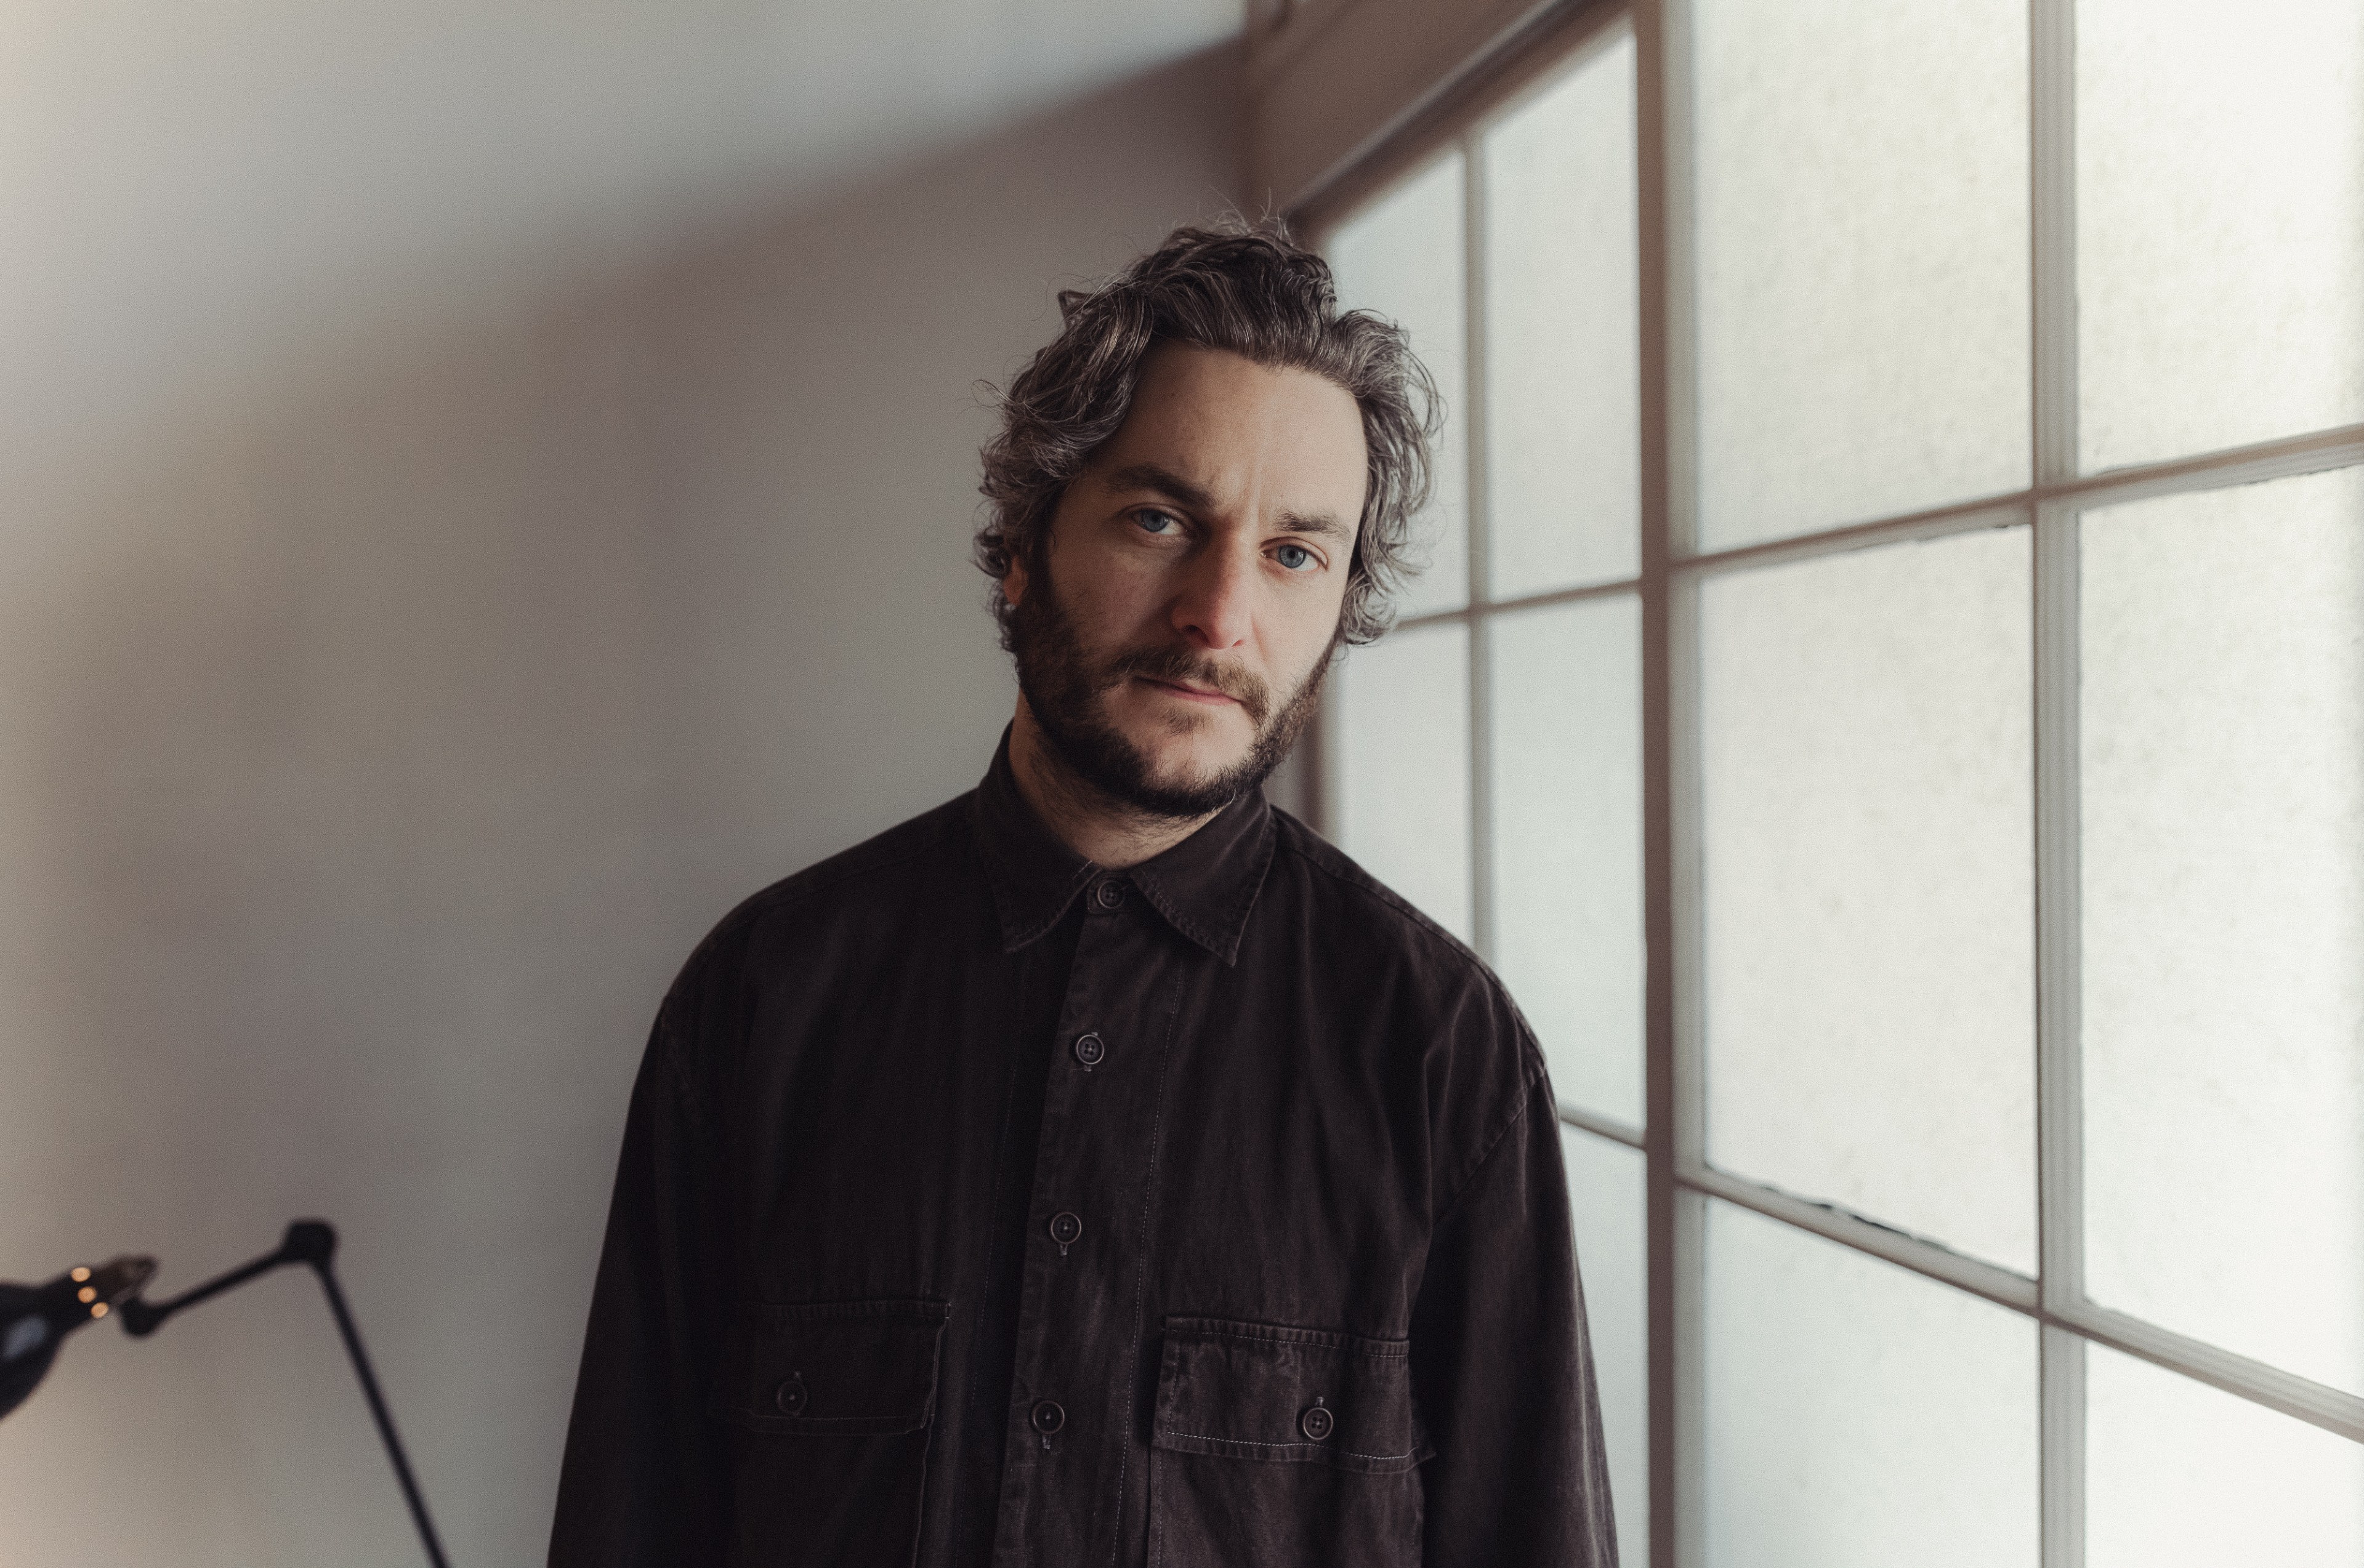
[1007,702,1222,870]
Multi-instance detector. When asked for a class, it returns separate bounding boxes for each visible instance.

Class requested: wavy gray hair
[975,217,1443,649]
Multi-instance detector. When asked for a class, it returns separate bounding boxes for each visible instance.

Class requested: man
[549,221,1616,1567]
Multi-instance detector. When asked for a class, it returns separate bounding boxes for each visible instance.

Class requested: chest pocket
[1149,1316,1431,1568]
[711,1297,951,1568]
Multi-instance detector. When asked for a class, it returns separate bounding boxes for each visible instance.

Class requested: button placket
[990,893,1186,1566]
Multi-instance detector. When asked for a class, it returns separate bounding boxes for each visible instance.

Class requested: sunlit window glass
[1692,0,2030,547]
[1563,1127,1648,1567]
[1704,1202,2041,1568]
[2080,467,2364,1396]
[2076,0,2364,472]
[1327,153,1470,616]
[1490,597,1643,1126]
[1331,622,1472,941]
[1701,528,2035,1272]
[1482,28,1640,597]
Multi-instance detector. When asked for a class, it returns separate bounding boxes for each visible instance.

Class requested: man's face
[1004,343,1368,819]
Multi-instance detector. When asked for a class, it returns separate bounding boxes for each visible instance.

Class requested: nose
[1169,536,1255,651]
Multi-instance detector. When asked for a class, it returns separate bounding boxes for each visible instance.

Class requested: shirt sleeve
[547,1007,736,1566]
[1410,1072,1621,1568]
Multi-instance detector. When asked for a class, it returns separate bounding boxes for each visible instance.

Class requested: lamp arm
[116,1234,305,1337]
[121,1220,451,1568]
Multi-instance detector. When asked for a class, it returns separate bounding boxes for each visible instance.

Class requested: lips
[1105,647,1270,725]
[1140,676,1238,706]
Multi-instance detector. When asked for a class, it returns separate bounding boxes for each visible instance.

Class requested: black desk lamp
[0,1220,450,1568]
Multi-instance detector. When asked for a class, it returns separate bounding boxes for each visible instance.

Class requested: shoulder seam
[702,801,970,947]
[651,1000,730,1170]
[660,796,974,1040]
[1273,827,1494,988]
[1431,1064,1549,1233]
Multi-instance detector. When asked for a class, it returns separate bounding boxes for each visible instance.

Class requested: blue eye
[1136,509,1182,535]
[1275,544,1315,571]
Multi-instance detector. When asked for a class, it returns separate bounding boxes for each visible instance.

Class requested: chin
[1114,690,1247,751]
[1130,732,1249,794]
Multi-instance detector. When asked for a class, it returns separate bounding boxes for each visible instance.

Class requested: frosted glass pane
[1333,622,1472,939]
[1701,528,2035,1270]
[1328,153,1469,615]
[1490,596,1643,1125]
[1483,28,1640,597]
[2081,468,2364,1394]
[1704,1202,2039,1568]
[1562,1127,1647,1568]
[2088,1343,2364,1568]
[2078,1,2364,472]
[1693,0,2030,548]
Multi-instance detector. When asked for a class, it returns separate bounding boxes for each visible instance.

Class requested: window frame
[1292,2,2364,1564]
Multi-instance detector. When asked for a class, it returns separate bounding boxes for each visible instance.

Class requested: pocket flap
[712,1297,951,1436]
[1152,1316,1431,1475]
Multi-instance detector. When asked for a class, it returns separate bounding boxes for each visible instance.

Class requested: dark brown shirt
[548,734,1617,1567]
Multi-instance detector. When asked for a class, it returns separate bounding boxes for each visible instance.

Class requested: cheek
[1274,629,1335,700]
[1069,555,1169,639]
[1271,579,1349,664]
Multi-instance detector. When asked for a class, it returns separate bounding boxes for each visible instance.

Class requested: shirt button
[1048,1210,1084,1247]
[775,1375,809,1415]
[1030,1399,1066,1436]
[1073,1032,1106,1066]
[1094,880,1126,909]
[1299,1399,1334,1442]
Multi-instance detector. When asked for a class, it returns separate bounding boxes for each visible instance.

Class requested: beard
[1009,560,1334,821]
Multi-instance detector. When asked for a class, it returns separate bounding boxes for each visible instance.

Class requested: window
[1308,2,2364,1564]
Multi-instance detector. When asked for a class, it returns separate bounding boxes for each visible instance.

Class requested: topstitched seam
[1155,1430,1418,1463]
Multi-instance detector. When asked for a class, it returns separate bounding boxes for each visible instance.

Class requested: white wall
[0,2,1243,1561]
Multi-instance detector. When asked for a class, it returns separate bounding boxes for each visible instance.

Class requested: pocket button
[775,1375,809,1415]
[1299,1399,1334,1442]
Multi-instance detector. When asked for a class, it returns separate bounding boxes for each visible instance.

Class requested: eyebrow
[1100,461,1353,541]
[1275,508,1352,542]
[1101,461,1215,512]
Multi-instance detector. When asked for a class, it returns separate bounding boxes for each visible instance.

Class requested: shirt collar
[970,727,1277,967]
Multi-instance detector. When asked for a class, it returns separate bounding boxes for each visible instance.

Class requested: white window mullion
[2030,0,2084,1562]
[1464,128,1497,965]
[2034,490,2088,1568]
[1636,0,1701,1564]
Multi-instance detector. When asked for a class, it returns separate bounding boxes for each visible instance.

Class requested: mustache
[1102,645,1272,726]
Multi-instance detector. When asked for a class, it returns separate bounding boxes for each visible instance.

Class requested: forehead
[1091,344,1368,513]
